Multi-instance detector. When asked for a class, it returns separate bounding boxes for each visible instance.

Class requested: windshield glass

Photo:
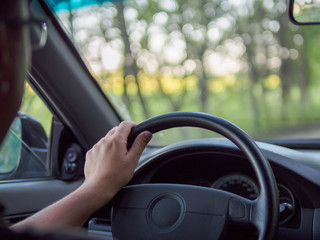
[45,0,320,144]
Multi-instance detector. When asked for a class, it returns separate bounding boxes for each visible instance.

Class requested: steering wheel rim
[113,112,279,240]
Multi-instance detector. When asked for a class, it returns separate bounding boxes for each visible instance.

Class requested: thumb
[128,131,152,158]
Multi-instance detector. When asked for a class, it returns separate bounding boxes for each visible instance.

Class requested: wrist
[79,179,118,207]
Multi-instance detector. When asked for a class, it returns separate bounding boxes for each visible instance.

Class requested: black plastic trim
[38,0,122,122]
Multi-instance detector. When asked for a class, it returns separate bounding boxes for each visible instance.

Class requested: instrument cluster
[188,173,295,225]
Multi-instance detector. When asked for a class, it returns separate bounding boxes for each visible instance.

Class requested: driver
[0,0,152,238]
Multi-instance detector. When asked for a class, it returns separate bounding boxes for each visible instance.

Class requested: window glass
[20,82,52,135]
[0,119,21,174]
[0,82,52,180]
[47,0,320,144]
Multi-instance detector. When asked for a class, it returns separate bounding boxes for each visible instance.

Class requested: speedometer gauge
[211,174,259,200]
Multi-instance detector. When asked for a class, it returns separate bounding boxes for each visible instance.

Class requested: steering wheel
[111,112,279,240]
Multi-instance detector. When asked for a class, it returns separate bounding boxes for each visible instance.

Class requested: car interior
[1,0,320,239]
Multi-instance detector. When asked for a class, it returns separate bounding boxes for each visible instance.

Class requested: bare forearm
[11,122,151,232]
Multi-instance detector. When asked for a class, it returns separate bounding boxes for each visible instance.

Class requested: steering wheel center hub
[147,193,185,232]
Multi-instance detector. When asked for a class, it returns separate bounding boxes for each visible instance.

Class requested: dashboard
[89,138,320,239]
[136,152,296,225]
[130,139,320,239]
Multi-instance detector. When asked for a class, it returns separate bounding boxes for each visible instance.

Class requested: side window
[0,82,52,180]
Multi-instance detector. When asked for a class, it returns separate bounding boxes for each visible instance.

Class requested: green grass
[18,78,320,147]
[108,82,320,144]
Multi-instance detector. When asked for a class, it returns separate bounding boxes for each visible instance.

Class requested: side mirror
[289,0,320,25]
[0,113,49,179]
[0,117,22,175]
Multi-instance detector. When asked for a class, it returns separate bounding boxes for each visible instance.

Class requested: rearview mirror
[289,0,320,24]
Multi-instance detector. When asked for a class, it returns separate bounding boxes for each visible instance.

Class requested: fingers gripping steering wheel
[112,112,279,240]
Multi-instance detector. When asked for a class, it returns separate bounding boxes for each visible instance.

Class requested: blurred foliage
[49,0,320,143]
[20,82,52,136]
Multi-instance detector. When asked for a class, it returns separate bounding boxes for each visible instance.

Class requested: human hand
[83,121,152,201]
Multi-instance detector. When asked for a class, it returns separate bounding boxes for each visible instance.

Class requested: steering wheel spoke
[112,184,254,240]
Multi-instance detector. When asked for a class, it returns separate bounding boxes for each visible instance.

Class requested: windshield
[45,0,320,144]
